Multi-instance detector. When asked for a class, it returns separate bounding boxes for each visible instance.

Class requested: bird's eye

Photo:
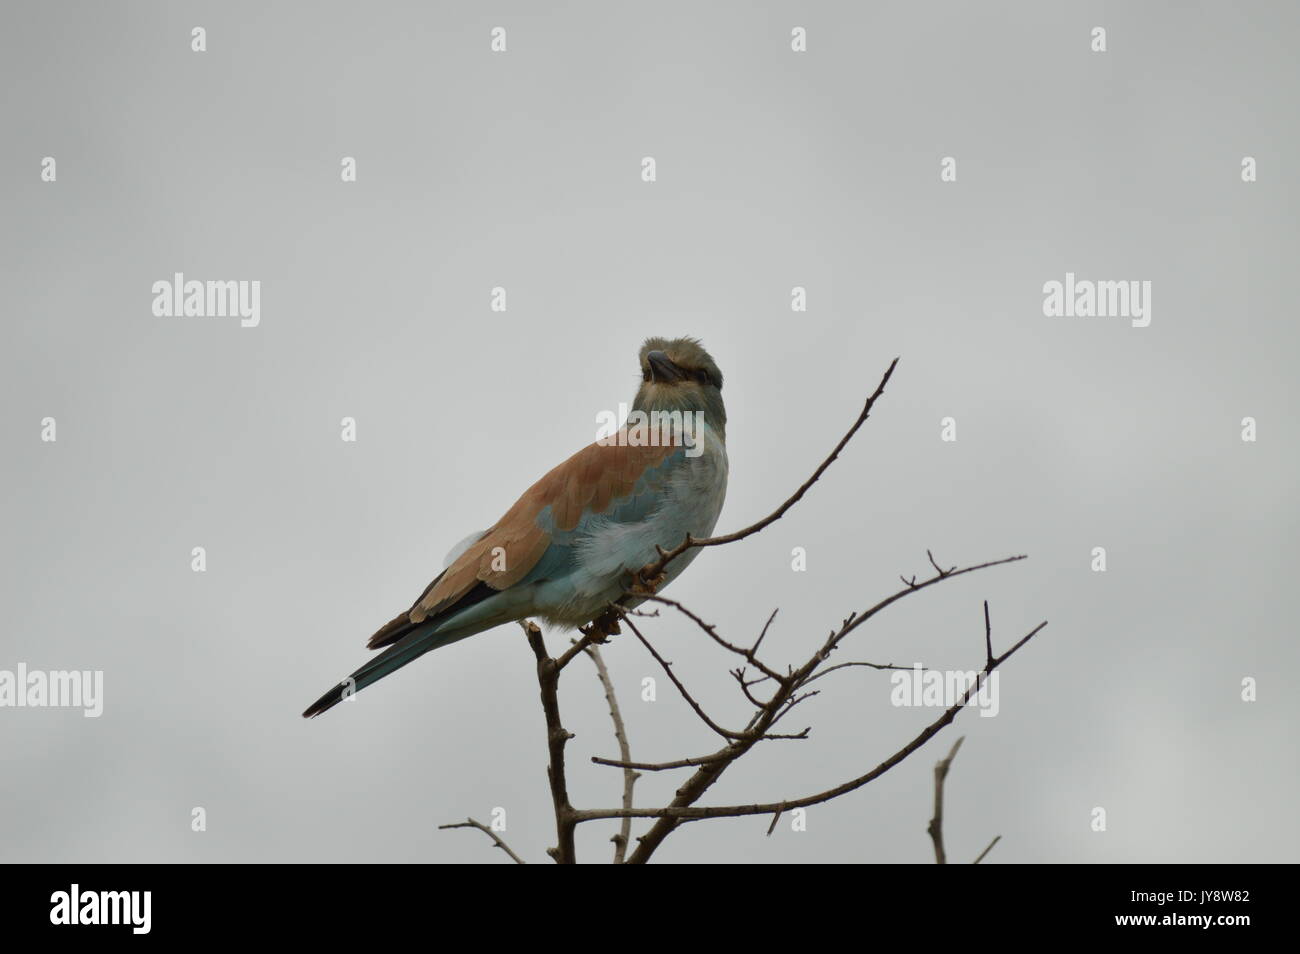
[642,369,651,382]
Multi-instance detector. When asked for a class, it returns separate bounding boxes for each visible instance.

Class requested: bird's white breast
[569,425,728,607]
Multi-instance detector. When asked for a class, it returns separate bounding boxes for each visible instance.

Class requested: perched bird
[303,337,728,718]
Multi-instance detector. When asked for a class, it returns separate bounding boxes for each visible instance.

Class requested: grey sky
[2,1,1297,863]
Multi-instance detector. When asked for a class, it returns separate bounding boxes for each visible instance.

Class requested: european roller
[303,337,728,717]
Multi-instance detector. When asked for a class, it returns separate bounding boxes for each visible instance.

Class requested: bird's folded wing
[407,436,681,627]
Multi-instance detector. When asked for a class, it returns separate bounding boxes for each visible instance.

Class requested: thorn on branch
[927,549,957,577]
[766,808,784,836]
[983,600,994,668]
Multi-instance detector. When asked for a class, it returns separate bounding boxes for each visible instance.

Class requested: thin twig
[752,608,779,655]
[802,659,918,687]
[438,818,527,865]
[573,619,1047,832]
[973,835,1002,864]
[927,736,965,864]
[983,600,994,666]
[582,642,638,862]
[556,628,606,671]
[592,752,731,771]
[607,561,1035,862]
[806,555,1027,674]
[618,609,751,741]
[732,668,771,708]
[632,594,787,682]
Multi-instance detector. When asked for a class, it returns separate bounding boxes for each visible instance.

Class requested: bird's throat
[632,385,727,443]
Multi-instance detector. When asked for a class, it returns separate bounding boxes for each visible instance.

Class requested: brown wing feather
[366,436,675,648]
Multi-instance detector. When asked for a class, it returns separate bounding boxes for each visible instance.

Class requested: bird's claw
[628,568,666,596]
[581,608,622,642]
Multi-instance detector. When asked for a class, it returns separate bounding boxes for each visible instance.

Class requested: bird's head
[632,336,726,438]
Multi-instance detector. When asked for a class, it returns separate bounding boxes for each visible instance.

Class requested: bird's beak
[646,350,685,383]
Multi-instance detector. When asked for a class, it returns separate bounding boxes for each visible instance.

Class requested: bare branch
[521,620,578,863]
[574,619,1047,832]
[591,727,809,774]
[629,594,786,682]
[582,642,638,863]
[927,736,965,864]
[617,609,751,741]
[973,835,1002,865]
[984,600,994,667]
[731,667,771,709]
[605,558,1034,862]
[592,752,730,772]
[926,549,956,577]
[555,627,607,671]
[752,608,779,655]
[760,728,811,740]
[438,818,527,865]
[925,734,1003,865]
[802,659,919,687]
[803,554,1027,677]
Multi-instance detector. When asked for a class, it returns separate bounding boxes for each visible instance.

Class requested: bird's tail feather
[302,623,465,718]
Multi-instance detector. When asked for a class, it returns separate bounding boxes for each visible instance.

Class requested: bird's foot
[627,568,666,596]
[581,608,622,642]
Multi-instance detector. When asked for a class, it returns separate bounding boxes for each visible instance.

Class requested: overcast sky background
[2,1,1297,863]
